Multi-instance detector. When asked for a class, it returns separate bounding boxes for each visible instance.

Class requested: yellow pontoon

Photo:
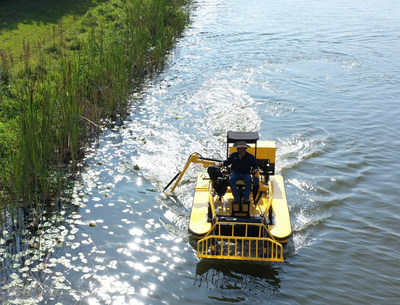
[164,131,292,262]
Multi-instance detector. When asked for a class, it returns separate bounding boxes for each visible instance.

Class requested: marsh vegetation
[0,1,189,301]
[0,0,188,223]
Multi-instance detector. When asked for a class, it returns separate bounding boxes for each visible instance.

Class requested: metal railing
[197,222,283,262]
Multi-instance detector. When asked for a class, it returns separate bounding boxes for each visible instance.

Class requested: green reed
[0,0,189,224]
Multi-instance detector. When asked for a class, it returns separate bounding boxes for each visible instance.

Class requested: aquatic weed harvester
[164,132,292,262]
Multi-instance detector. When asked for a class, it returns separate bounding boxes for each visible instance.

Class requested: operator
[218,141,258,204]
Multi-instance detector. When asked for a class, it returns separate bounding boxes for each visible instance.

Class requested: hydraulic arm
[163,153,221,193]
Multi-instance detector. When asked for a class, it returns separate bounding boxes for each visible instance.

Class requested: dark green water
[1,0,400,304]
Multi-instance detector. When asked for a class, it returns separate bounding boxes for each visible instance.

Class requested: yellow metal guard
[197,222,283,262]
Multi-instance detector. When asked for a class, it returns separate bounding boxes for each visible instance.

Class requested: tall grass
[0,0,189,224]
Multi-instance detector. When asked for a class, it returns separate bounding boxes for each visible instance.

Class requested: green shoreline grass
[0,0,99,59]
[0,0,189,224]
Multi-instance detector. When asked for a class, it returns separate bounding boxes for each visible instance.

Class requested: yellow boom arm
[163,153,221,193]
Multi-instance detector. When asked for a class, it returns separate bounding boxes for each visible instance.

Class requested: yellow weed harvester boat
[164,131,292,262]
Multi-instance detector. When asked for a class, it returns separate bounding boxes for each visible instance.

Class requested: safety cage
[197,221,283,262]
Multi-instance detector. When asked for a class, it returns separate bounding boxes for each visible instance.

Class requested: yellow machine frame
[164,137,291,262]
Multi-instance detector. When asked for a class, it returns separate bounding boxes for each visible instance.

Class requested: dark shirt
[223,152,258,174]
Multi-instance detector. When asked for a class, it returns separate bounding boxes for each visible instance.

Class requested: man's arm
[251,155,259,170]
[219,153,234,167]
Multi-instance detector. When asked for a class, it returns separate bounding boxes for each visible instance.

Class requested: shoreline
[0,0,190,223]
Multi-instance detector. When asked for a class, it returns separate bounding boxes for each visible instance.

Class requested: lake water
[2,0,400,304]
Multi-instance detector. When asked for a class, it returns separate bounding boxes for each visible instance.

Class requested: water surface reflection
[195,260,281,303]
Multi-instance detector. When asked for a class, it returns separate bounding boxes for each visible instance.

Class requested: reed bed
[0,0,189,225]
